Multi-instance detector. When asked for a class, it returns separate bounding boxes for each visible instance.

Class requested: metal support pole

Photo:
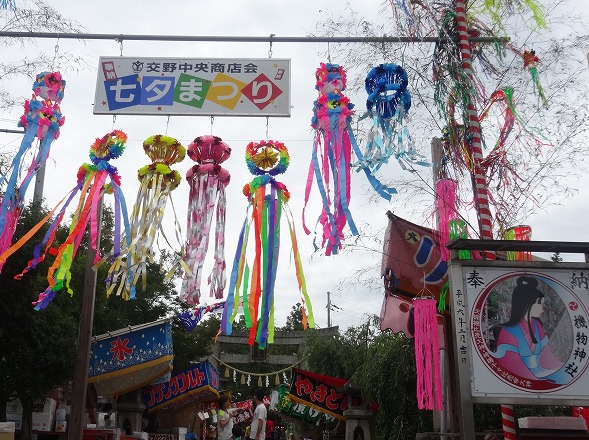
[0,31,505,44]
[68,197,103,440]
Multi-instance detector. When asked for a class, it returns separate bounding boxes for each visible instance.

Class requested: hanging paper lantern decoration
[222,140,315,349]
[413,297,443,411]
[181,135,231,306]
[359,63,427,180]
[2,131,131,310]
[0,72,65,272]
[302,63,359,256]
[106,135,185,300]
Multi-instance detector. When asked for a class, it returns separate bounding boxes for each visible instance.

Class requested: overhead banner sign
[142,360,219,412]
[289,368,348,420]
[88,320,173,396]
[450,263,589,403]
[94,57,291,116]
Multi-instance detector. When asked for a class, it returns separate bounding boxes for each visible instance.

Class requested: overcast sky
[1,0,588,331]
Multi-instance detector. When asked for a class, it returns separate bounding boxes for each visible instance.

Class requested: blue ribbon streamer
[349,122,397,201]
[221,216,248,335]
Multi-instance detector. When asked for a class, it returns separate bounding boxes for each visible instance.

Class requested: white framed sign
[93,57,291,116]
[453,263,589,403]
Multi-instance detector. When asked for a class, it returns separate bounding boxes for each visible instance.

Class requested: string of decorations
[211,353,307,386]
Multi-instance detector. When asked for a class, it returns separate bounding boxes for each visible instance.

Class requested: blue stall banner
[88,320,173,396]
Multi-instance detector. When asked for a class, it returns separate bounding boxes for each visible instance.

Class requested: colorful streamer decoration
[303,63,358,256]
[435,178,459,262]
[0,0,16,11]
[0,72,65,272]
[503,224,532,262]
[3,131,131,310]
[181,135,231,306]
[107,135,186,300]
[178,300,226,332]
[413,297,443,411]
[523,50,548,108]
[361,63,427,177]
[222,140,315,348]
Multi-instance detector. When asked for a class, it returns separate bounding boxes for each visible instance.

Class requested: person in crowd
[248,389,267,440]
[218,395,244,440]
[233,425,244,440]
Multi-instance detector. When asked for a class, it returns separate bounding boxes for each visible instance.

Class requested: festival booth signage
[276,384,336,425]
[449,260,589,405]
[143,361,219,412]
[88,320,173,396]
[94,57,291,116]
[288,368,347,421]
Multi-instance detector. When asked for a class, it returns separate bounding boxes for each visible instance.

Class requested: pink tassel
[413,297,443,411]
[435,178,458,261]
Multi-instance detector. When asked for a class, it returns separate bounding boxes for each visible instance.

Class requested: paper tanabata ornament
[222,140,315,348]
[302,63,359,256]
[2,131,131,310]
[360,63,427,179]
[181,135,231,306]
[107,134,185,300]
[0,72,65,272]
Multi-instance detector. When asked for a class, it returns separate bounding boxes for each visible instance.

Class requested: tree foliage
[0,201,79,435]
[0,0,87,110]
[306,317,432,440]
[280,302,305,332]
[0,200,219,440]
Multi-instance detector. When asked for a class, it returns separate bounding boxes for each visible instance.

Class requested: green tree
[0,0,87,111]
[0,200,219,440]
[0,201,79,439]
[280,303,304,331]
[306,317,432,440]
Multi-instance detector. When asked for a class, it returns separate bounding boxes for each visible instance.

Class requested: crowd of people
[217,389,284,440]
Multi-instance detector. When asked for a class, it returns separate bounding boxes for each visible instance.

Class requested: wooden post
[68,198,103,440]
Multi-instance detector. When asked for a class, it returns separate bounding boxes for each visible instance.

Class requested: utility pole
[327,291,331,328]
[68,198,103,440]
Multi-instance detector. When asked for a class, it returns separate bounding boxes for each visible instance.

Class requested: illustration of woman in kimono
[490,276,568,384]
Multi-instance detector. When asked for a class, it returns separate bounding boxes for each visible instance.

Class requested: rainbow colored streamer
[1,131,131,310]
[222,140,315,349]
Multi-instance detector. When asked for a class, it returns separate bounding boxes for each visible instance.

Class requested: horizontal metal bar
[0,128,25,134]
[446,238,589,254]
[0,31,505,44]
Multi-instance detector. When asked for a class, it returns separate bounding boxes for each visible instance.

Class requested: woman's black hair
[219,394,230,409]
[491,276,544,348]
